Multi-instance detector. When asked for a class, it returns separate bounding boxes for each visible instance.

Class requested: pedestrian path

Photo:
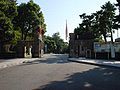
[0,58,40,69]
[1,55,120,70]
[0,54,50,69]
[68,58,120,68]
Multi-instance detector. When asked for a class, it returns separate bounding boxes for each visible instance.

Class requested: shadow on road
[33,67,120,90]
[21,54,70,66]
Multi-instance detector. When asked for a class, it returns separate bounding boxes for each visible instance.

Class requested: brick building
[69,33,94,58]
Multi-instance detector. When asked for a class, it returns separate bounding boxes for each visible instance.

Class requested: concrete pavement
[0,54,57,69]
[1,54,120,69]
[1,54,120,90]
[69,57,120,68]
[0,58,40,69]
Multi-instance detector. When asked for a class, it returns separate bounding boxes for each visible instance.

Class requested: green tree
[62,42,69,54]
[44,32,69,54]
[52,32,62,53]
[100,1,116,42]
[113,0,120,35]
[74,1,116,43]
[52,32,69,54]
[13,0,46,40]
[44,35,56,53]
[116,0,120,14]
[74,13,100,40]
[0,0,18,52]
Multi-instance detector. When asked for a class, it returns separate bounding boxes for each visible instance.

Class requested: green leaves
[0,0,17,19]
[74,1,116,42]
[0,0,17,43]
[14,0,46,40]
[44,32,68,54]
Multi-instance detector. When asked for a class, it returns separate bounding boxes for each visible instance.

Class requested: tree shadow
[21,54,69,66]
[33,67,120,90]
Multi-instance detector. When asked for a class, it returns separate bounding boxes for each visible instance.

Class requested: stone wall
[69,33,94,58]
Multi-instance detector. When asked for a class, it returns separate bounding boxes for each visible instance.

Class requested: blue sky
[17,0,117,41]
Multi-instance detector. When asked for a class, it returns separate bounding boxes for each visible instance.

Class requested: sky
[17,0,117,42]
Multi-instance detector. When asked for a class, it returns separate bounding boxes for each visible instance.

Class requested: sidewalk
[68,58,120,68]
[0,54,50,69]
[0,58,40,69]
[1,56,120,70]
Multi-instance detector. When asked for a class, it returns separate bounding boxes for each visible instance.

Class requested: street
[0,54,120,90]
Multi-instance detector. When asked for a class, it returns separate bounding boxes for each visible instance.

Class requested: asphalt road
[0,54,120,90]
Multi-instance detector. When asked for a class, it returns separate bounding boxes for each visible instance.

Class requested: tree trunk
[103,34,107,42]
[21,31,24,40]
[0,42,5,53]
[24,29,29,40]
[24,33,27,40]
[110,30,114,43]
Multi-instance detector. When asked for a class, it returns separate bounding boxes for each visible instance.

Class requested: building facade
[69,33,94,58]
[17,26,45,58]
[69,33,120,59]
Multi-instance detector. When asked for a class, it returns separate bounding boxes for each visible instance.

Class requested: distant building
[69,33,120,60]
[69,33,94,58]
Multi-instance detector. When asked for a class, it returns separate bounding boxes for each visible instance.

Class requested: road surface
[0,54,120,90]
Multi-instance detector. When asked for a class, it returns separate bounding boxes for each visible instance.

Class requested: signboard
[94,42,120,53]
[94,42,110,52]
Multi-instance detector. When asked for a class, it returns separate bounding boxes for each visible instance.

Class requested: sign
[94,42,110,52]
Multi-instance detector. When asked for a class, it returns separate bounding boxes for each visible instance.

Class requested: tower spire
[65,20,68,40]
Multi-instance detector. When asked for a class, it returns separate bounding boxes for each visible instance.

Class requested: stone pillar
[32,26,45,58]
[32,40,41,58]
[44,44,47,53]
[29,46,32,56]
[24,46,27,57]
[17,41,25,58]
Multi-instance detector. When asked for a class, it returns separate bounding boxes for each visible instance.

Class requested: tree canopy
[13,0,46,40]
[0,0,46,54]
[44,32,69,54]
[0,0,17,43]
[74,1,116,43]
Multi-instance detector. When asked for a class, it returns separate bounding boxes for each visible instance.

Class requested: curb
[68,58,120,69]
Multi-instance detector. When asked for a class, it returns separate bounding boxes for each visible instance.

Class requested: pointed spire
[65,20,68,40]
